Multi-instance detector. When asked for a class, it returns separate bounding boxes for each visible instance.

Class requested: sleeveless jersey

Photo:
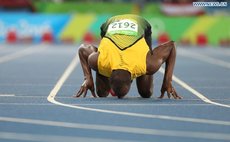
[100,14,151,50]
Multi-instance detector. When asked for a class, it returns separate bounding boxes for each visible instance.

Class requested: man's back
[100,14,151,50]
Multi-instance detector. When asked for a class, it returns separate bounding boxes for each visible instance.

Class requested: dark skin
[75,40,182,99]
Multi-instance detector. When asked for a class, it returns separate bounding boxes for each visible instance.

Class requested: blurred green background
[0,0,229,46]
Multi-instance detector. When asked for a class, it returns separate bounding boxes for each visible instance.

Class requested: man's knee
[96,89,109,97]
[138,89,153,98]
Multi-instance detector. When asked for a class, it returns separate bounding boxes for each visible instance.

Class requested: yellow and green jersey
[100,14,152,50]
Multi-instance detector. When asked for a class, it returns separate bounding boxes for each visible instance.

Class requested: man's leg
[87,47,111,97]
[136,75,153,98]
[96,72,111,97]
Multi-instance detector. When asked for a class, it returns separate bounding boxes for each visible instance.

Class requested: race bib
[107,19,138,36]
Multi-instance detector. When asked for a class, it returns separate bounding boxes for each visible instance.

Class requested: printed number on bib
[107,19,138,36]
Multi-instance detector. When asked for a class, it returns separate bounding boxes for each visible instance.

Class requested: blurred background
[0,0,229,47]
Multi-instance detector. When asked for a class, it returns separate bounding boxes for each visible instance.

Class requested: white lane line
[49,97,230,126]
[0,103,221,106]
[178,49,230,69]
[0,95,46,98]
[58,103,228,106]
[1,117,230,141]
[0,132,127,142]
[47,53,230,126]
[159,68,230,108]
[1,94,230,101]
[0,45,47,64]
[0,94,15,97]
[0,103,54,106]
[47,52,79,100]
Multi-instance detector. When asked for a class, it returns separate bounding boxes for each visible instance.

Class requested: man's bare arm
[159,42,181,99]
[75,44,97,97]
[146,41,182,99]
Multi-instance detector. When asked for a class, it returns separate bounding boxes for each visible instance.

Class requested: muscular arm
[75,44,97,97]
[146,41,181,99]
[160,42,180,99]
[79,44,95,79]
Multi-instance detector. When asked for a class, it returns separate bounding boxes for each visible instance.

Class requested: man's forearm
[163,42,176,84]
[78,45,93,80]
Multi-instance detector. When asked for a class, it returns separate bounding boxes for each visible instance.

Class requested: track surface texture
[0,44,230,142]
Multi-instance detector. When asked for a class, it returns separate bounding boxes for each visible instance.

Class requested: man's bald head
[110,69,131,98]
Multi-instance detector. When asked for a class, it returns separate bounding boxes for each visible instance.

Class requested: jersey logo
[107,19,138,36]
